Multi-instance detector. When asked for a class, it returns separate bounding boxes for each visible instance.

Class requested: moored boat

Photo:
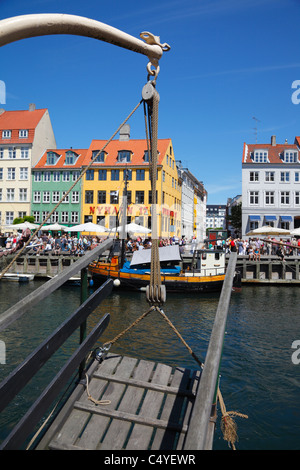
[88,244,234,293]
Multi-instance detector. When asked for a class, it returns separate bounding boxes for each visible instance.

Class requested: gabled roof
[0,108,48,144]
[82,138,172,167]
[242,141,299,164]
[34,149,88,169]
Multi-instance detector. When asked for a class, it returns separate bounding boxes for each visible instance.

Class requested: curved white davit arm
[0,13,170,69]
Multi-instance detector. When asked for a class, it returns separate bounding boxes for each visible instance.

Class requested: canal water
[0,279,299,450]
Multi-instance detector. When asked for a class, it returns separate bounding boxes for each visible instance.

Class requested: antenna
[252,116,261,143]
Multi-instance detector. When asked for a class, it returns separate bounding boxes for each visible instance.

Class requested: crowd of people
[214,236,300,261]
[1,229,299,262]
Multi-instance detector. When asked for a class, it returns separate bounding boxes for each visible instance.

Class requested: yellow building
[81,133,181,238]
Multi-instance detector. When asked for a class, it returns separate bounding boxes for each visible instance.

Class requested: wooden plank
[75,355,138,449]
[100,359,155,450]
[151,367,192,450]
[177,370,200,449]
[125,362,173,450]
[48,354,122,449]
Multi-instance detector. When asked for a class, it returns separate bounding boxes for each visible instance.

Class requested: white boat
[2,273,35,282]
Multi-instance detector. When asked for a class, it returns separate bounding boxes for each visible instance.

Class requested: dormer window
[283,150,298,163]
[65,150,78,165]
[92,150,106,163]
[144,150,150,162]
[2,130,11,139]
[46,151,59,165]
[19,129,28,138]
[117,150,131,163]
[253,150,268,163]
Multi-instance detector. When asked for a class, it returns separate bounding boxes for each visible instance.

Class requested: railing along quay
[231,255,300,284]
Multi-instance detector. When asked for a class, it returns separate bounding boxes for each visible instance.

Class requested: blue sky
[1,0,300,204]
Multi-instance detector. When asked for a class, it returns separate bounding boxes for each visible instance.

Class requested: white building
[242,135,300,237]
[177,163,207,241]
[0,105,56,227]
[206,205,226,230]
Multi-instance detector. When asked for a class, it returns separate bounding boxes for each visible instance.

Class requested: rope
[0,99,143,281]
[217,388,248,449]
[85,373,111,406]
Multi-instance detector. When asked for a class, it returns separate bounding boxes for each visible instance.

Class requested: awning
[264,215,277,221]
[280,216,292,222]
[249,215,261,221]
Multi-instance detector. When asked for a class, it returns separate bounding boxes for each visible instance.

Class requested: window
[148,190,158,204]
[0,168,2,179]
[253,150,268,163]
[62,171,70,182]
[6,211,14,225]
[7,168,15,180]
[280,171,290,182]
[265,171,275,182]
[163,171,165,182]
[19,129,28,138]
[283,150,298,163]
[117,150,131,163]
[44,171,51,182]
[21,147,29,159]
[7,188,14,202]
[34,172,42,182]
[33,191,41,203]
[42,211,49,221]
[136,169,145,181]
[110,191,119,204]
[135,191,144,204]
[72,191,79,203]
[65,151,77,165]
[265,191,274,205]
[85,191,94,204]
[0,189,2,201]
[19,188,27,202]
[92,150,106,162]
[249,191,259,205]
[33,211,40,223]
[280,191,290,205]
[53,172,60,182]
[2,130,11,139]
[43,191,50,203]
[51,212,59,223]
[250,171,259,182]
[98,169,107,180]
[20,167,28,180]
[295,172,300,183]
[52,191,60,203]
[111,169,120,181]
[98,191,106,204]
[62,191,69,203]
[46,151,58,165]
[61,212,69,223]
[295,192,300,205]
[8,147,16,159]
[71,211,79,224]
[86,169,94,180]
[72,171,80,181]
[0,148,3,159]
[124,169,132,181]
[127,191,132,204]
[144,151,150,162]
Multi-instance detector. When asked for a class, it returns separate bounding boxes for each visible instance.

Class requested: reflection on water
[0,280,300,449]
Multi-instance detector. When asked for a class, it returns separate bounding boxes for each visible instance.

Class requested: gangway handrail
[0,238,113,332]
[184,251,237,449]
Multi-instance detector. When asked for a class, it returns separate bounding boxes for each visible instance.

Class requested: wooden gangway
[37,354,206,451]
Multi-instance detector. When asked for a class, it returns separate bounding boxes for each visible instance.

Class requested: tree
[13,215,35,224]
[229,202,242,233]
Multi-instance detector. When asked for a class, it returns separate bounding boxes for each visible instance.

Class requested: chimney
[119,124,130,141]
[271,135,276,146]
[29,103,36,111]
